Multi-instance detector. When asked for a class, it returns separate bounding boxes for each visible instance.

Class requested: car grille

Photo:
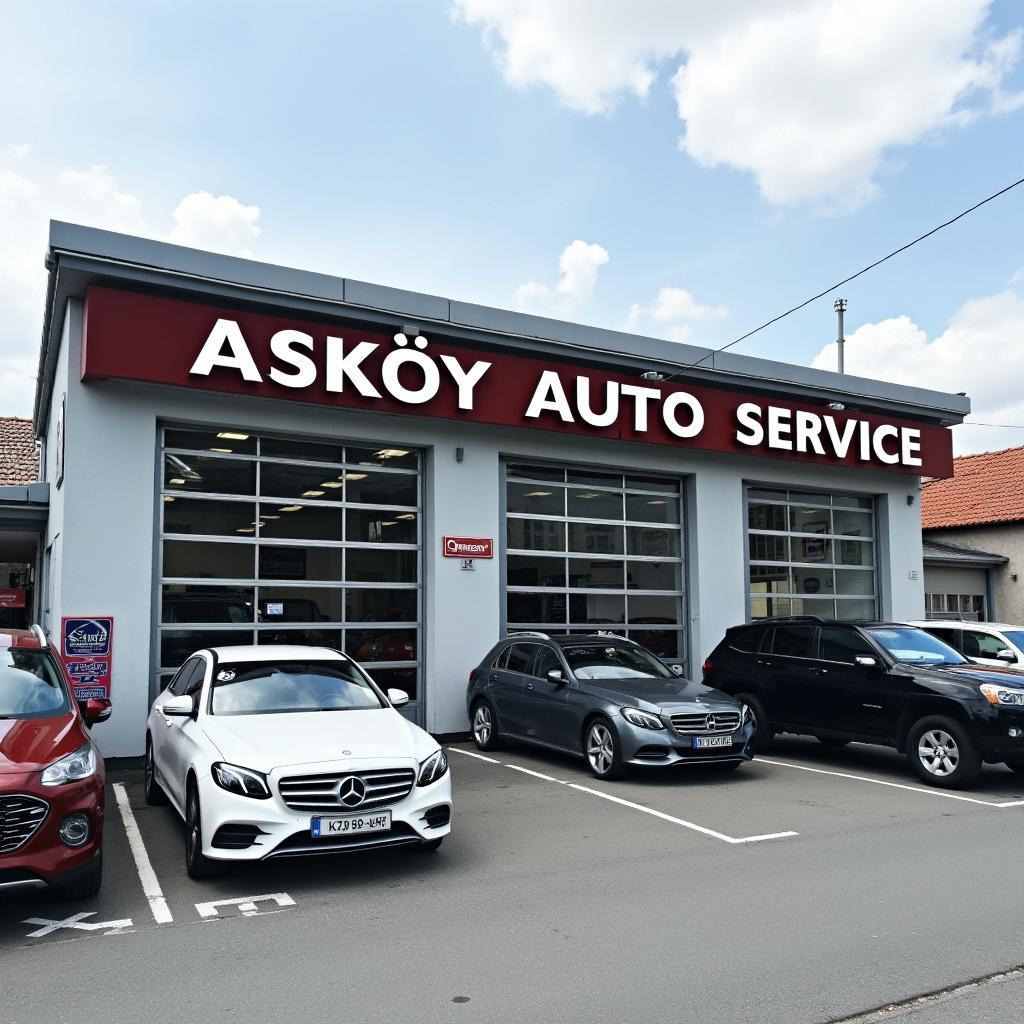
[670,711,741,736]
[0,795,48,854]
[278,768,416,812]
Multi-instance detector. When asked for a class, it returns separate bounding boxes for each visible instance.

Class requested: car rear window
[770,626,815,658]
[729,627,766,653]
[0,648,71,719]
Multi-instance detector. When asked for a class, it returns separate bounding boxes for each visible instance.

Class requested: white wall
[47,301,928,753]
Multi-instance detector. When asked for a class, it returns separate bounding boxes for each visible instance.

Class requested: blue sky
[2,1,1023,451]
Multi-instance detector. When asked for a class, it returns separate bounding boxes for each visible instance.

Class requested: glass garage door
[747,486,877,621]
[157,427,422,717]
[504,462,687,670]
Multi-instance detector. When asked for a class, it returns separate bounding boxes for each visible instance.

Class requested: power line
[959,421,1024,429]
[662,173,1024,381]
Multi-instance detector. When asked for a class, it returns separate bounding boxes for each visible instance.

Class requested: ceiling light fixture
[320,481,343,489]
[208,447,233,454]
[168,477,186,486]
[577,492,599,499]
[395,513,416,520]
[278,505,303,513]
[647,499,668,505]
[374,448,410,459]
[525,490,553,497]
[163,496,175,503]
[218,431,250,440]
[302,490,325,498]
[344,473,367,481]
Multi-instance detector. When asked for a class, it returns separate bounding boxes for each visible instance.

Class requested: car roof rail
[29,624,47,647]
[758,615,827,624]
[592,630,638,643]
[508,630,550,639]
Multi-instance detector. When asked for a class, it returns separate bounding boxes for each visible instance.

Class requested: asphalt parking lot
[3,737,1024,1024]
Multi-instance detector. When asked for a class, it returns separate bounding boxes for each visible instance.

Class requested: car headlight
[742,704,754,725]
[980,684,1024,707]
[41,742,97,786]
[211,762,271,799]
[621,707,664,730]
[418,749,449,786]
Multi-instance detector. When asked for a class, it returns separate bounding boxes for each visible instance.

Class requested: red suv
[0,627,110,898]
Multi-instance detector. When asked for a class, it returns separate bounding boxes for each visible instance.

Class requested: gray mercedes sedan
[466,633,755,779]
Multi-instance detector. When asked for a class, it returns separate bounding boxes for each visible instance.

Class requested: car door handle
[525,682,535,690]
[810,667,829,675]
[489,673,498,682]
[755,658,772,666]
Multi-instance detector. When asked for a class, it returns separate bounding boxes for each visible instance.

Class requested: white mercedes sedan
[144,645,451,878]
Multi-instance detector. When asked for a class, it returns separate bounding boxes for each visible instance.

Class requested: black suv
[703,617,1024,789]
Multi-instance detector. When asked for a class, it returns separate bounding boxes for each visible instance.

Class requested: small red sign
[442,536,494,559]
[0,589,26,609]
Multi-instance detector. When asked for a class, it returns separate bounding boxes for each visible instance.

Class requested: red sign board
[0,589,26,609]
[80,285,954,477]
[443,536,494,559]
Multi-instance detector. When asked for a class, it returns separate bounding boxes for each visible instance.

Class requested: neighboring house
[921,445,1024,623]
[0,416,39,485]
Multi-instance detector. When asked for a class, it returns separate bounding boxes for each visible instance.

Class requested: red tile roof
[922,444,1024,530]
[0,417,39,486]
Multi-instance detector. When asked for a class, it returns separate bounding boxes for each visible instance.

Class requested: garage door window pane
[347,549,417,583]
[626,494,680,524]
[346,589,417,622]
[627,561,681,591]
[508,519,565,552]
[259,587,343,622]
[164,498,257,537]
[508,483,564,516]
[508,555,567,588]
[163,540,254,580]
[261,463,346,502]
[259,504,343,541]
[835,569,874,596]
[628,629,679,659]
[629,595,680,621]
[258,546,342,582]
[567,488,622,520]
[347,509,417,544]
[346,471,417,508]
[165,428,258,455]
[568,559,623,588]
[164,455,255,496]
[748,503,787,531]
[346,628,417,663]
[507,592,566,626]
[161,629,253,668]
[161,586,255,624]
[627,527,678,557]
[569,593,625,626]
[347,446,418,471]
[261,437,344,463]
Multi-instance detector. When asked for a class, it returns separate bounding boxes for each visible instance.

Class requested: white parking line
[448,746,798,845]
[760,758,1024,808]
[113,783,173,924]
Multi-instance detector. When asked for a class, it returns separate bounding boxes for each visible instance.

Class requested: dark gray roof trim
[34,220,972,432]
[922,538,1007,566]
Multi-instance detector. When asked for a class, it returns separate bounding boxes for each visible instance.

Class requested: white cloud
[514,239,609,316]
[626,285,728,343]
[168,191,261,257]
[0,151,262,417]
[811,288,1024,454]
[454,0,1023,206]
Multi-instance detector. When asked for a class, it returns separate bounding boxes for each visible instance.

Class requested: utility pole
[834,298,847,373]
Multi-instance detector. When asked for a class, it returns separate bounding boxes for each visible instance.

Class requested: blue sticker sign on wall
[63,618,112,658]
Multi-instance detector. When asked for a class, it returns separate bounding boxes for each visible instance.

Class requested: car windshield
[866,627,967,666]
[999,630,1024,651]
[563,643,675,681]
[209,659,385,716]
[0,648,71,719]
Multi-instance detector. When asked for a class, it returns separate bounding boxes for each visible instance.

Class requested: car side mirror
[670,664,684,676]
[388,688,410,707]
[546,668,565,684]
[81,698,112,726]
[997,649,1017,663]
[854,656,878,668]
[162,694,194,717]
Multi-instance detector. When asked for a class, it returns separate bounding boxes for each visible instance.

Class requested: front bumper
[196,762,452,861]
[970,704,1024,763]
[617,718,756,767]
[0,771,105,891]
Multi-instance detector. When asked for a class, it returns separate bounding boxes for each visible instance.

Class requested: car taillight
[469,667,480,684]
[701,658,713,677]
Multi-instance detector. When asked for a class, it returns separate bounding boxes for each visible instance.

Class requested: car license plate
[311,810,392,838]
[692,735,734,748]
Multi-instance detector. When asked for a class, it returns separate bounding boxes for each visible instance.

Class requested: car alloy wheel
[587,722,615,777]
[918,728,960,777]
[473,705,492,747]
